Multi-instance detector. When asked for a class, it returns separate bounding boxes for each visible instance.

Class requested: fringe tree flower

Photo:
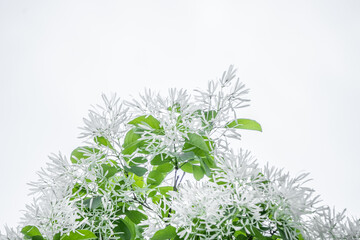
[125,88,204,154]
[140,199,169,239]
[80,94,130,143]
[167,180,233,240]
[21,154,86,239]
[308,207,360,239]
[22,196,86,239]
[0,226,22,240]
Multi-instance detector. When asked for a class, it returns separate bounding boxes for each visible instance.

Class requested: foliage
[1,66,359,240]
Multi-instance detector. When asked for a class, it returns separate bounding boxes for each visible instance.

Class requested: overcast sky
[1,0,360,231]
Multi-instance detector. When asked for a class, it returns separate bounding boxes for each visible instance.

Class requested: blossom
[0,226,22,240]
[70,146,144,239]
[194,65,250,141]
[22,196,86,239]
[80,93,130,142]
[27,153,75,198]
[307,207,360,239]
[167,180,233,239]
[125,88,203,154]
[214,149,261,184]
[140,200,168,239]
[21,153,86,239]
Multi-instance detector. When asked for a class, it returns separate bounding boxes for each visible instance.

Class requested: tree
[1,66,359,240]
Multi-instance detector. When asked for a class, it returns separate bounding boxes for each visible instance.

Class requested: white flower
[21,154,86,239]
[214,150,265,230]
[71,149,142,239]
[0,226,22,240]
[194,65,250,123]
[28,153,75,198]
[307,207,360,239]
[140,200,168,239]
[22,196,86,239]
[125,88,203,155]
[167,180,233,239]
[80,94,130,142]
[215,149,261,184]
[261,165,321,239]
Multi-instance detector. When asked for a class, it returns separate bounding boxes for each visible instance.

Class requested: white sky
[1,0,360,231]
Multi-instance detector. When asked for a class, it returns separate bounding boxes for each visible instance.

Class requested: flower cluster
[1,66,359,240]
[308,207,360,239]
[167,180,233,239]
[21,154,86,239]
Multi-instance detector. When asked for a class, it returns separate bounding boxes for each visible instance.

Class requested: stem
[173,168,178,192]
[168,154,182,218]
[132,192,162,219]
[178,171,186,187]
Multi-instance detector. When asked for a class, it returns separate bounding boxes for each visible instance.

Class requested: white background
[1,0,360,231]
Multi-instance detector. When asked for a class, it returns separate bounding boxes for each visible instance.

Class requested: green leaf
[199,157,211,177]
[225,119,262,132]
[235,235,247,240]
[150,225,177,240]
[122,128,145,155]
[158,186,173,195]
[296,230,305,240]
[83,196,102,210]
[53,233,61,240]
[94,136,114,149]
[203,136,215,152]
[125,210,148,224]
[132,174,145,188]
[30,237,44,240]
[187,133,209,152]
[278,229,288,240]
[130,157,147,164]
[203,152,216,168]
[122,128,149,155]
[148,190,157,197]
[128,115,161,129]
[192,165,204,181]
[70,147,99,164]
[156,163,174,173]
[21,226,43,239]
[152,194,162,204]
[180,162,193,173]
[234,230,247,238]
[101,164,119,178]
[124,128,142,146]
[125,165,147,177]
[151,154,172,165]
[114,218,135,240]
[176,152,196,162]
[60,230,97,240]
[147,170,165,187]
